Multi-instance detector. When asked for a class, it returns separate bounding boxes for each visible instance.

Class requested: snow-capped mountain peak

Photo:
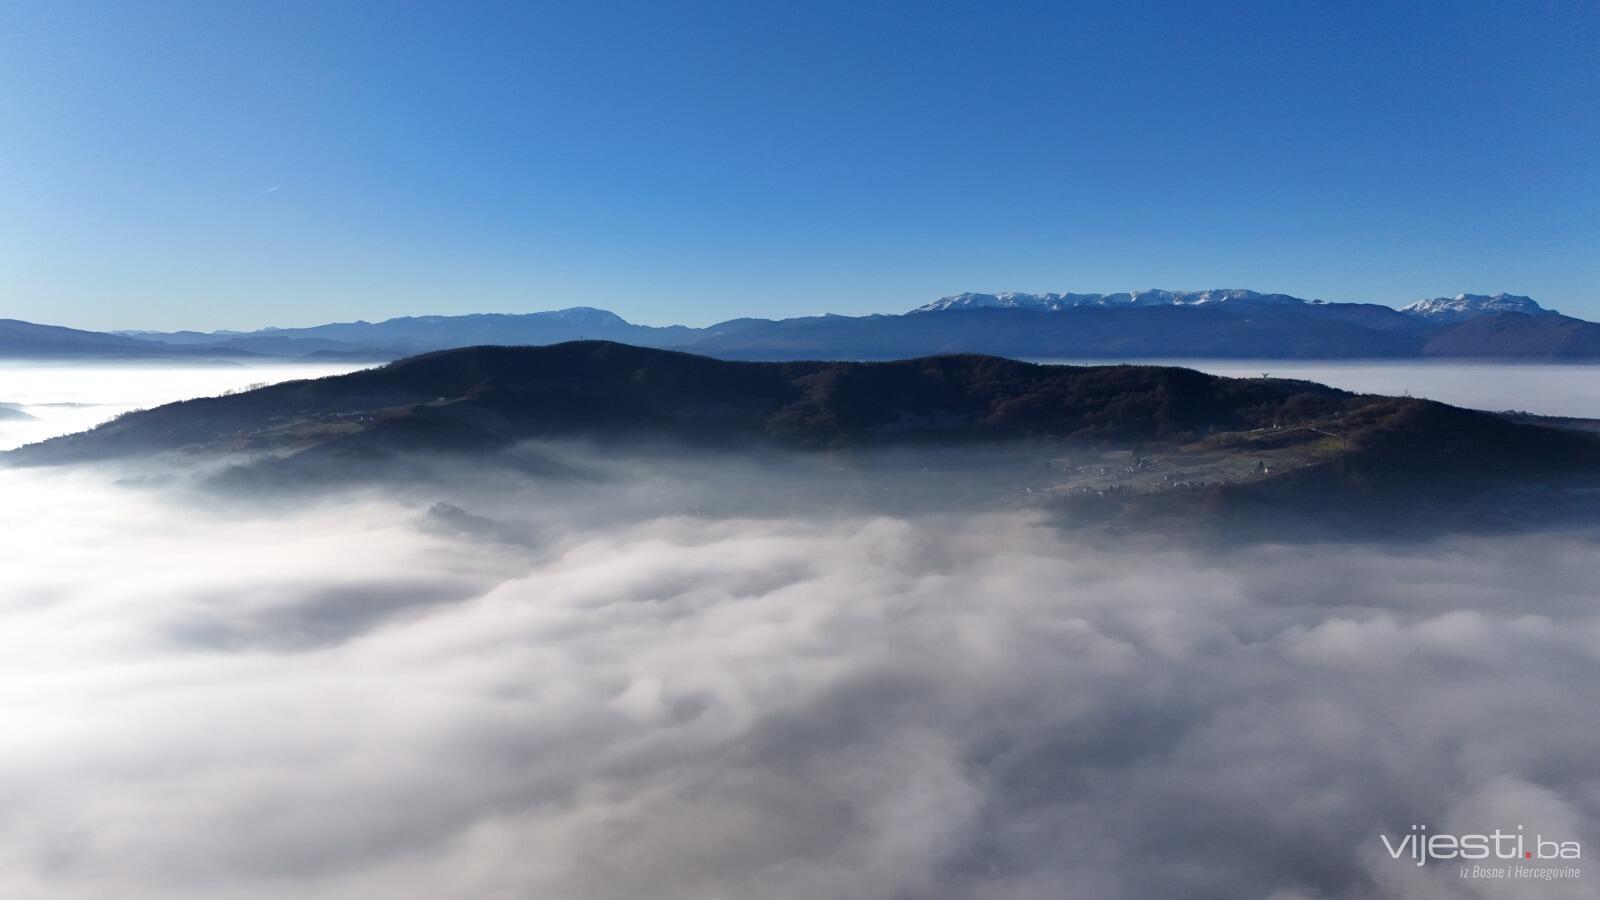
[1398,293,1557,322]
[909,289,1308,314]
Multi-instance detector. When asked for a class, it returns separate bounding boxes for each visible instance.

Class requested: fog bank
[0,361,366,450]
[1,455,1596,899]
[1034,359,1600,419]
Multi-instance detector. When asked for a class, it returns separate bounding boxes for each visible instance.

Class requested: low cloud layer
[0,361,363,451]
[1035,359,1600,419]
[1,453,1597,899]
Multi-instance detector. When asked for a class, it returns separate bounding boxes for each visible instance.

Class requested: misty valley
[2,349,1598,898]
[8,2,1597,896]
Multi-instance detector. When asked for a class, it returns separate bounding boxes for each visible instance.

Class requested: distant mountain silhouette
[1422,312,1600,360]
[679,305,1435,359]
[0,319,258,360]
[112,307,699,360]
[912,289,1337,312]
[5,290,1598,362]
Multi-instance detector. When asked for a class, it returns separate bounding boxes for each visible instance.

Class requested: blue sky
[2,0,1596,330]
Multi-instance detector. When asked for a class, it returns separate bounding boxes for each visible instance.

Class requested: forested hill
[8,342,1596,473]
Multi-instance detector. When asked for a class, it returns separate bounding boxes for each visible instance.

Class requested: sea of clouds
[0,361,364,451]
[1030,360,1600,420]
[1,445,1597,900]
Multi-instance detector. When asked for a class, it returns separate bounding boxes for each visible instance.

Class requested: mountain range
[4,290,1598,362]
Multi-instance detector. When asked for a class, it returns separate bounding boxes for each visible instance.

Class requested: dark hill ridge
[8,342,1597,536]
[5,339,1593,461]
[6,341,1369,464]
[1110,397,1600,539]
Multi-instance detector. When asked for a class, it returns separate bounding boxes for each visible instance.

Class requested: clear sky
[2,0,1596,331]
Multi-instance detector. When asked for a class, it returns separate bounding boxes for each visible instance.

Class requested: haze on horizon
[2,0,1598,332]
